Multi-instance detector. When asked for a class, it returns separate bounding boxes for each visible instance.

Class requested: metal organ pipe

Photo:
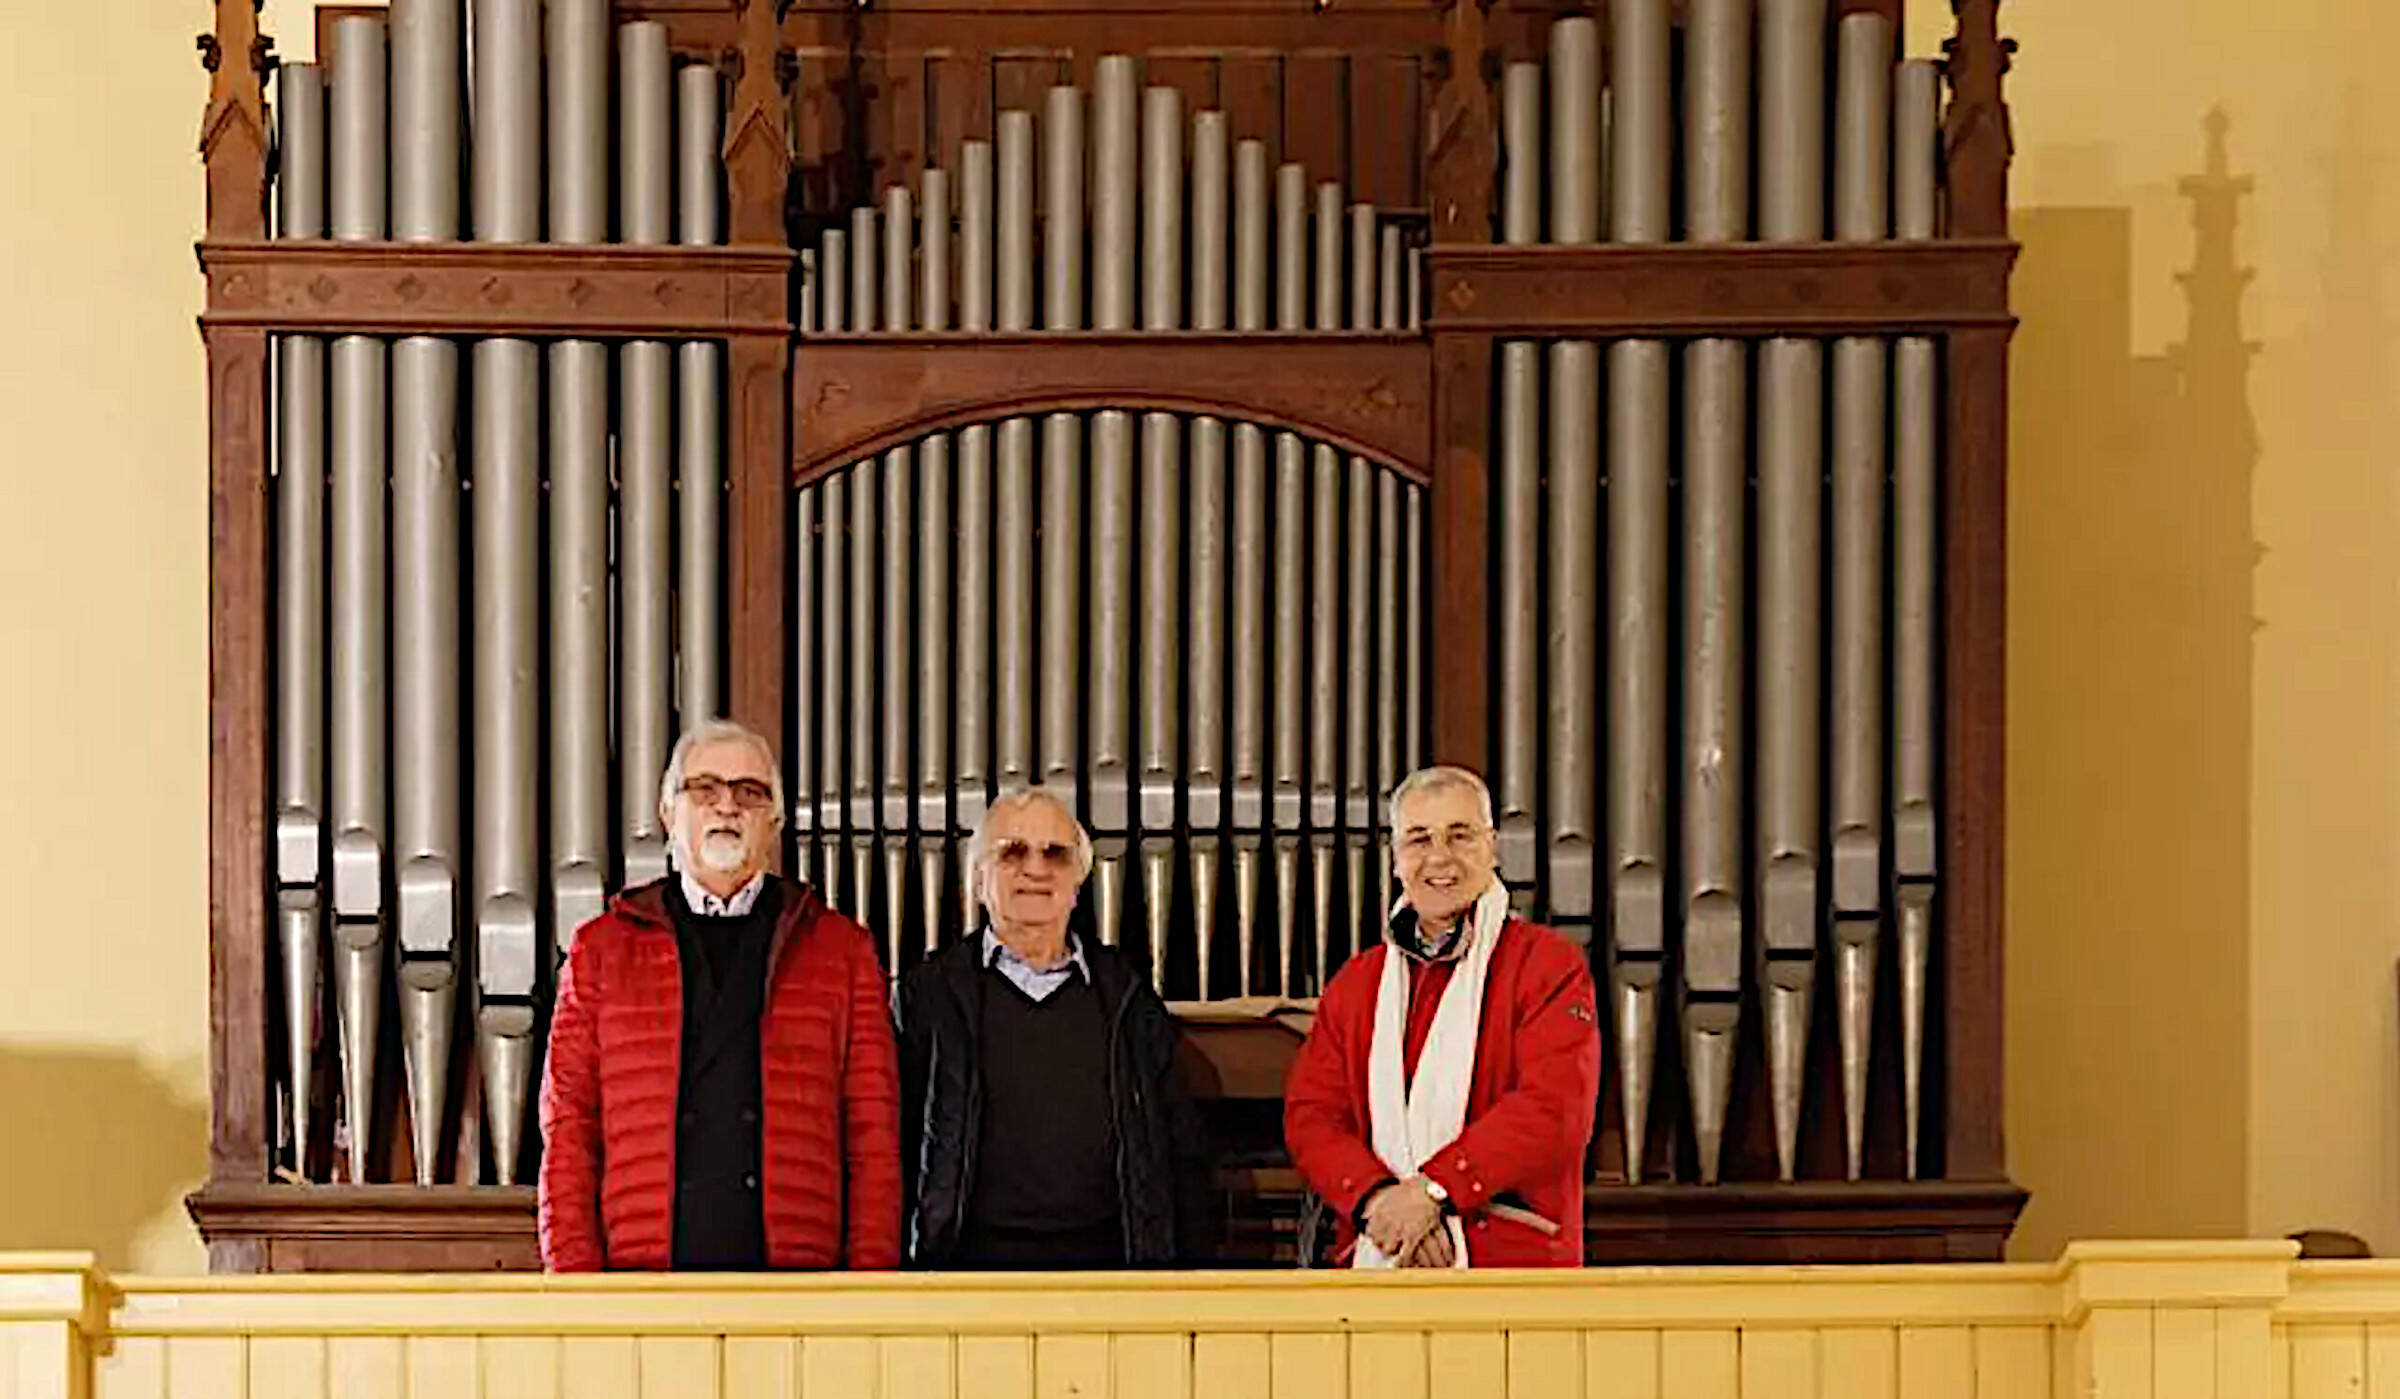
[327,12,387,1185]
[1228,139,1272,993]
[679,63,727,732]
[274,59,327,1180]
[1679,0,1754,1188]
[882,183,916,962]
[1894,57,1944,1180]
[1495,63,1540,905]
[1136,85,1189,988]
[388,0,463,1186]
[618,21,675,892]
[1271,159,1308,989]
[919,167,956,949]
[1832,11,1895,1183]
[471,0,543,1187]
[1758,0,1829,1185]
[1188,111,1231,994]
[1544,16,1601,953]
[1090,58,1139,954]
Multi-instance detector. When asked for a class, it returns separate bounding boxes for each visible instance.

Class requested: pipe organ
[193,0,2022,1269]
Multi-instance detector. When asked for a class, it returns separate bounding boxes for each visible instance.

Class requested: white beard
[696,830,748,873]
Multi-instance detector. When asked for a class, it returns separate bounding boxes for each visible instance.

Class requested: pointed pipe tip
[332,930,384,1183]
[1835,926,1879,1181]
[397,972,457,1186]
[1614,975,1658,1184]
[279,894,323,1177]
[1684,1000,1739,1186]
[477,1015,537,1189]
[1764,970,1812,1182]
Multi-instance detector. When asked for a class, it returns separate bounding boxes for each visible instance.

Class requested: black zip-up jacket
[897,934,1216,1267]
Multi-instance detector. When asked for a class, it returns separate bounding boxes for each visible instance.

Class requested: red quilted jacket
[1284,917,1600,1267]
[537,876,903,1271]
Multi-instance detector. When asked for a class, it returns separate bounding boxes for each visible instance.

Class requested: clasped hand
[1359,1178,1457,1268]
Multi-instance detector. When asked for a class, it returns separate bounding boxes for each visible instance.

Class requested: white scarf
[1354,881,1509,1269]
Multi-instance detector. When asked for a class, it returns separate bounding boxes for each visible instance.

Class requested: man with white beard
[538,720,902,1271]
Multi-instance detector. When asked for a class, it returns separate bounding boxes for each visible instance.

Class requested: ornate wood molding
[791,335,1432,483]
[198,241,796,338]
[1426,240,2018,337]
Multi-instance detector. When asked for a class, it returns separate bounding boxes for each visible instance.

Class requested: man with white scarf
[1284,766,1601,1267]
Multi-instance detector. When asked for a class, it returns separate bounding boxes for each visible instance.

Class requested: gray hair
[966,786,1095,882]
[659,718,785,820]
[1388,764,1495,831]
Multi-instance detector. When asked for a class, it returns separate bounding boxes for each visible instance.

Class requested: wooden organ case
[191,0,2022,1270]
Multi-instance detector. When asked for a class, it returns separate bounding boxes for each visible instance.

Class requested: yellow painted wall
[0,6,216,1273]
[1,1,2393,1271]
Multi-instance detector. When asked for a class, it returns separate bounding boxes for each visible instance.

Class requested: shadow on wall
[2005,114,2261,1259]
[0,1047,207,1271]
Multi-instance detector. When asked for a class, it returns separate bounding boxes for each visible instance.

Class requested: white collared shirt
[680,868,767,918]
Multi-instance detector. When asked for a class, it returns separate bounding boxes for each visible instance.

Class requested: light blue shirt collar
[980,925,1089,1002]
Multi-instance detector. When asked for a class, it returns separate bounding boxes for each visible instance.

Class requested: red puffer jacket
[537,876,902,1271]
[1284,916,1600,1267]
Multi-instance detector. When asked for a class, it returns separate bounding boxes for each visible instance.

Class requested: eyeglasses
[1397,824,1492,859]
[993,838,1079,870]
[680,776,776,811]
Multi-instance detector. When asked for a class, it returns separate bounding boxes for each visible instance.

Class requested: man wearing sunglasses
[1284,765,1600,1268]
[538,719,902,1272]
[896,787,1213,1269]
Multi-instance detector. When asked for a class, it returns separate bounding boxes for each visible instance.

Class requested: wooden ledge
[198,240,793,338]
[1425,239,2019,336]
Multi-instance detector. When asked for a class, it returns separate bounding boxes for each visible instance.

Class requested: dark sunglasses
[993,838,1078,870]
[680,776,776,810]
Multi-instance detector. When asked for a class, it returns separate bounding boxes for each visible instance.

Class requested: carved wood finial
[1942,0,2015,238]
[200,0,270,240]
[727,0,795,246]
[1424,0,1496,244]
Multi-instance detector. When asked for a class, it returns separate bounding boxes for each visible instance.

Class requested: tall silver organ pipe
[1228,138,1271,993]
[679,62,727,730]
[1496,62,1540,907]
[388,0,463,1186]
[1894,57,1944,1181]
[881,182,916,961]
[1544,19,1602,965]
[327,13,388,1185]
[1832,10,1895,1184]
[1089,58,1138,955]
[471,0,545,1188]
[1137,83,1186,986]
[618,21,675,891]
[1608,0,1676,1187]
[1757,0,1829,1185]
[918,166,956,949]
[274,59,327,1181]
[1679,0,1753,1188]
[1188,111,1231,994]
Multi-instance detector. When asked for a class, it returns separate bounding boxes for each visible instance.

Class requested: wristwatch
[1419,1176,1451,1209]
